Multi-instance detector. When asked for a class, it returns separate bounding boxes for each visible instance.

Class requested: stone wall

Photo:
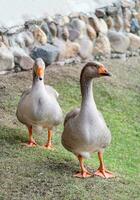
[0,0,140,71]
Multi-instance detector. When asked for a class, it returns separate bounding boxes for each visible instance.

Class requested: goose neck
[80,77,97,113]
[32,78,45,89]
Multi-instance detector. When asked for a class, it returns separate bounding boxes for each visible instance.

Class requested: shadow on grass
[0,126,27,145]
[0,125,77,175]
[44,157,78,176]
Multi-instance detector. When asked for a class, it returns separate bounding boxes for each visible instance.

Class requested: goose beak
[98,66,111,77]
[36,67,44,80]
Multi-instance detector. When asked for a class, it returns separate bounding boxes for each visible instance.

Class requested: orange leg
[44,129,53,150]
[22,127,37,147]
[94,152,114,178]
[74,155,93,178]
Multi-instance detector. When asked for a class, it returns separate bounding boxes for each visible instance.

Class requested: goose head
[33,58,45,81]
[81,61,111,81]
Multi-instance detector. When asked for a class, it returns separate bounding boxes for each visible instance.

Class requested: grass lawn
[0,58,140,200]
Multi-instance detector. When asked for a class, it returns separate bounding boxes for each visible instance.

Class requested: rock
[106,6,118,16]
[76,36,93,59]
[106,16,114,30]
[108,30,130,53]
[121,0,135,8]
[31,44,59,65]
[10,32,34,52]
[15,33,25,48]
[114,15,123,31]
[124,19,131,32]
[130,17,140,34]
[123,8,132,32]
[86,24,96,41]
[95,9,106,18]
[7,25,23,36]
[8,36,19,47]
[70,18,86,34]
[17,56,34,70]
[89,16,108,35]
[0,27,7,35]
[24,20,38,29]
[43,16,54,24]
[0,47,14,71]
[64,41,80,59]
[63,16,70,24]
[57,26,64,38]
[79,13,89,24]
[54,14,65,26]
[61,26,70,41]
[111,52,126,60]
[53,38,66,60]
[49,22,58,38]
[134,12,140,24]
[0,35,9,47]
[127,33,140,50]
[24,31,35,47]
[51,36,80,61]
[93,33,111,58]
[68,28,80,41]
[0,41,7,48]
[10,46,34,70]
[41,22,53,44]
[32,26,47,45]
[69,12,80,19]
[123,8,132,21]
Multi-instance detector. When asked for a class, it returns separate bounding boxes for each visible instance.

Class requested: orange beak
[36,67,44,77]
[98,66,111,76]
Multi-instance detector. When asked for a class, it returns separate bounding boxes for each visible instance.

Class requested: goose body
[16,58,63,148]
[62,61,114,178]
[17,84,62,129]
[62,103,111,158]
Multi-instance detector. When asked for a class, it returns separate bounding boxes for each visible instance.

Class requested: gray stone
[76,36,93,59]
[70,18,86,33]
[95,9,106,18]
[79,13,89,24]
[17,56,34,70]
[49,22,58,37]
[68,28,80,41]
[121,0,135,8]
[7,25,24,36]
[41,22,53,44]
[32,25,47,45]
[10,46,34,70]
[0,47,14,71]
[93,33,111,58]
[108,30,130,53]
[54,14,65,26]
[106,6,118,17]
[88,16,108,35]
[31,44,59,65]
[127,32,140,50]
[57,26,64,38]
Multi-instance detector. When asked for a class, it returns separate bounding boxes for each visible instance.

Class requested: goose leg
[23,127,37,147]
[74,155,93,178]
[44,129,53,149]
[95,152,114,178]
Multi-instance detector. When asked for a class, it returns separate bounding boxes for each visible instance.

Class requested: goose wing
[45,85,59,99]
[64,108,80,126]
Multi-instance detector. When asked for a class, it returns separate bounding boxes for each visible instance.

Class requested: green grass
[0,59,140,200]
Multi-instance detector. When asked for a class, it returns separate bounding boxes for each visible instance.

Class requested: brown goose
[16,58,63,149]
[62,61,114,178]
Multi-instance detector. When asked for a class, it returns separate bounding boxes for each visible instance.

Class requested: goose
[62,61,114,178]
[16,58,63,149]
